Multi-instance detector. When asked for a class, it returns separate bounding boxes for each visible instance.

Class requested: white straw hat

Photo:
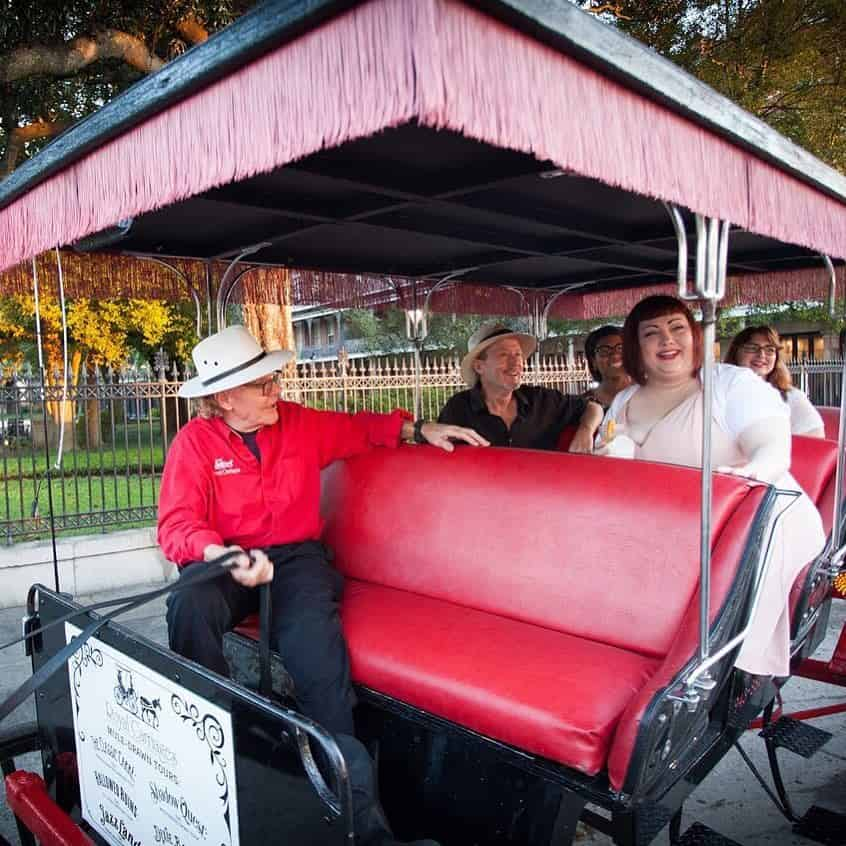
[460,321,537,387]
[179,325,294,398]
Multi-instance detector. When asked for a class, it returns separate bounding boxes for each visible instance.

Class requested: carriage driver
[158,325,486,846]
[438,321,603,451]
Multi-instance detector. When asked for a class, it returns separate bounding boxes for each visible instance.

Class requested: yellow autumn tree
[0,294,197,447]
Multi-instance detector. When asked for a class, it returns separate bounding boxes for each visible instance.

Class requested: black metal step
[758,716,832,759]
[793,805,846,846]
[676,822,744,846]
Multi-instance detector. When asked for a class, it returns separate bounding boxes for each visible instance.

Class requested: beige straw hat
[460,321,537,387]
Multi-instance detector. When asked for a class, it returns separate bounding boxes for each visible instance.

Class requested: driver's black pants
[166,540,390,845]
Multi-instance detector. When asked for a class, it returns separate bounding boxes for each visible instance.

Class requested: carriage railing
[0,352,591,544]
[0,352,837,547]
[787,359,845,407]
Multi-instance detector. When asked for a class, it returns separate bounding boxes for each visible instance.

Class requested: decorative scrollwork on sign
[171,694,232,843]
[70,640,103,716]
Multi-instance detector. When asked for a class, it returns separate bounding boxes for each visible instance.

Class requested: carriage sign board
[66,624,241,846]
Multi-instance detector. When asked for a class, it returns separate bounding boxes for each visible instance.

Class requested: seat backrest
[556,426,576,451]
[816,406,840,442]
[321,447,765,659]
[790,435,837,535]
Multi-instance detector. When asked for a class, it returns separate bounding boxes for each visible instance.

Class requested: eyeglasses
[596,343,623,357]
[244,372,282,396]
[740,343,779,357]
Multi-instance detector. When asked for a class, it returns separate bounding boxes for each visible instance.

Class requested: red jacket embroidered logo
[213,457,240,476]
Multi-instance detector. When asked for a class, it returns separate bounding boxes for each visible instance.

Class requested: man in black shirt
[438,322,602,450]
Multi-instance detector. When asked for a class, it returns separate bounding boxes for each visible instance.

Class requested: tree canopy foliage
[0,0,255,173]
[345,309,504,355]
[579,0,846,172]
[0,293,197,377]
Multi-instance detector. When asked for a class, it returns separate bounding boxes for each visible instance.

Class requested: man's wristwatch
[413,419,427,444]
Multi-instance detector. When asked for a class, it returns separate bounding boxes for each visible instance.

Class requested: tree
[344,309,506,356]
[0,293,197,445]
[0,1,256,174]
[0,2,297,400]
[578,0,846,172]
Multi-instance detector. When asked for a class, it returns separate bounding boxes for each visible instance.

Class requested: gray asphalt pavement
[0,587,843,845]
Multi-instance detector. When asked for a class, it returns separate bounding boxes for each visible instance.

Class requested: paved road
[0,586,843,845]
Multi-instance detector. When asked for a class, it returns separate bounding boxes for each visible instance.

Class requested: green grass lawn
[0,473,160,542]
[0,422,166,481]
[0,421,165,541]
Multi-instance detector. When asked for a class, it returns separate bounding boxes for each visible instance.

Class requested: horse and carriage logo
[114,667,161,729]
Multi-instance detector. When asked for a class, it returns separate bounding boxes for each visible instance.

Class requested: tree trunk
[85,360,102,449]
[176,15,209,45]
[157,359,191,444]
[242,286,296,376]
[43,347,79,427]
[1,30,164,83]
[3,119,69,176]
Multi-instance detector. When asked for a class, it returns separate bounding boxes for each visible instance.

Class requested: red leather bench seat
[790,435,837,535]
[816,406,840,442]
[343,582,659,774]
[319,447,768,789]
[788,435,838,625]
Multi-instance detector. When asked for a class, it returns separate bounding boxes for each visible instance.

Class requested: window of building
[781,332,821,361]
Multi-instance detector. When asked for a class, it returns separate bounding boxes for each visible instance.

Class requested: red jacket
[157,402,408,566]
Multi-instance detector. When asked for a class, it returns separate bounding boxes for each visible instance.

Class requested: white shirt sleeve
[712,364,789,439]
[786,388,825,435]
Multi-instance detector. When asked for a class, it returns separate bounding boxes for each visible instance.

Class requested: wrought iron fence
[0,353,591,544]
[787,359,844,408]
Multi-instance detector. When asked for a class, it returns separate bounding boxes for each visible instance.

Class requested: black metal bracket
[793,805,846,846]
[675,821,744,846]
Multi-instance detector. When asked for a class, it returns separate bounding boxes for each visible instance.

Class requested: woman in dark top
[581,324,632,409]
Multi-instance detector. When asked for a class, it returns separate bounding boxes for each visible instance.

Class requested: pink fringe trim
[0,253,837,326]
[1,0,843,278]
[547,265,846,321]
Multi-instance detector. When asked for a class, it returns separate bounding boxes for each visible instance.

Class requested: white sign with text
[66,624,240,846]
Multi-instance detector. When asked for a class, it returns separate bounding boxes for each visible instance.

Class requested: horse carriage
[0,1,844,844]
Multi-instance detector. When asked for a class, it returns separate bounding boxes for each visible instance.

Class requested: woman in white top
[599,295,825,677]
[724,326,825,438]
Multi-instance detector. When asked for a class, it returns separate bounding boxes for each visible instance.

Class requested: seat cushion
[342,581,659,776]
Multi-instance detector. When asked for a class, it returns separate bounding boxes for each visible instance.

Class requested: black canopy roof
[110,123,827,294]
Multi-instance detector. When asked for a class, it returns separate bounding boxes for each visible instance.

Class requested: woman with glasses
[582,324,632,409]
[725,326,824,438]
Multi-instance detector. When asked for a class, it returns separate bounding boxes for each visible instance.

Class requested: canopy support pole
[215,243,271,331]
[31,258,61,592]
[823,255,836,317]
[404,271,474,420]
[404,279,424,421]
[204,261,214,337]
[539,283,590,341]
[665,203,730,708]
[818,253,846,556]
[220,267,261,328]
[140,257,203,337]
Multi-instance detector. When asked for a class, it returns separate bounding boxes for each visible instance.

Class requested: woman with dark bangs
[597,295,824,678]
[725,326,824,438]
